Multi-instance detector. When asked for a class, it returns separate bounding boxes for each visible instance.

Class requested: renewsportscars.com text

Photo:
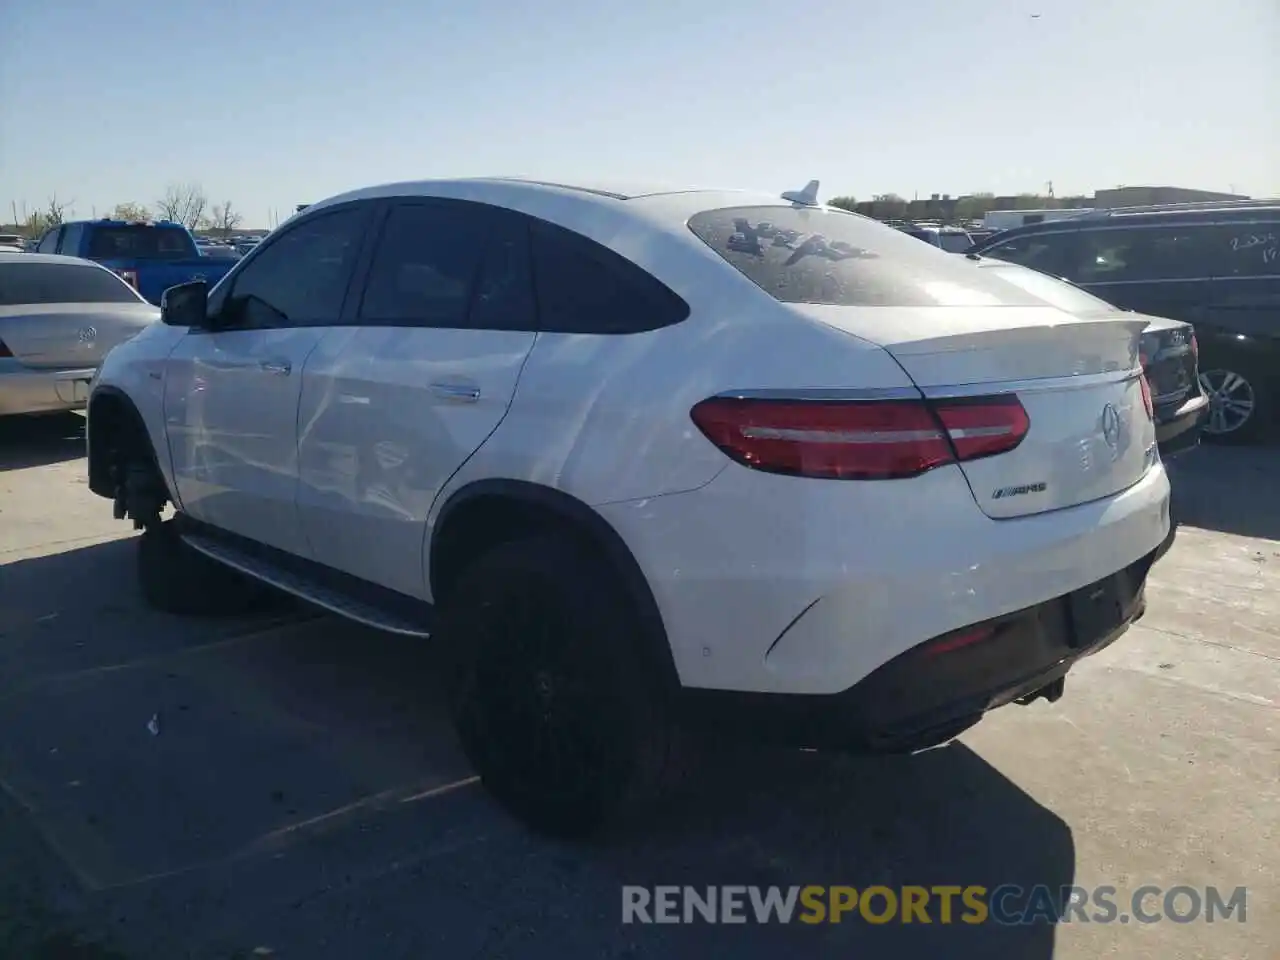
[621,884,1248,926]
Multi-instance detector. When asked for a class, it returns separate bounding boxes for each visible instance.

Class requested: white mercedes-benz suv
[86,177,1174,837]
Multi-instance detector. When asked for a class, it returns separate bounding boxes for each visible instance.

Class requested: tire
[436,535,679,839]
[1199,366,1272,445]
[137,517,273,617]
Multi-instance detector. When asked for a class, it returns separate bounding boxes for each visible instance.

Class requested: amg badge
[992,482,1047,500]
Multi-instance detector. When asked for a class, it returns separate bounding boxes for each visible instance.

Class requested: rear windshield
[86,225,194,260]
[687,206,1046,307]
[937,232,972,253]
[978,261,1120,315]
[0,261,142,305]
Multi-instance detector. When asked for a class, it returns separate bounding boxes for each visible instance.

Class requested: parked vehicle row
[968,200,1279,443]
[31,218,237,305]
[86,176,1175,837]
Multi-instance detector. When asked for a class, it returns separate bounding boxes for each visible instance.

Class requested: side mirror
[160,280,208,327]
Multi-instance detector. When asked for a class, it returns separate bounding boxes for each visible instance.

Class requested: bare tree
[203,201,244,238]
[109,201,152,222]
[827,195,858,212]
[44,193,73,227]
[155,182,207,230]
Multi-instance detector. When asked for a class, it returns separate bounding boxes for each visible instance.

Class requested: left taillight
[689,394,1029,481]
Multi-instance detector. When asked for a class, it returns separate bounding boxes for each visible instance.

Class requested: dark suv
[968,201,1279,444]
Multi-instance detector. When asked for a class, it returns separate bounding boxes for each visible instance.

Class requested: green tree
[109,202,152,222]
[827,195,858,212]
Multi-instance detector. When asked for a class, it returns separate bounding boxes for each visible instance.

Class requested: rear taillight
[1190,333,1199,363]
[0,339,11,358]
[689,394,1029,480]
[1136,350,1155,418]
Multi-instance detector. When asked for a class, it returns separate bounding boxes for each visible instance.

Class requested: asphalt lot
[0,412,1276,959]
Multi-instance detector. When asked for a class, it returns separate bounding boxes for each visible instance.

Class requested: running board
[181,533,433,639]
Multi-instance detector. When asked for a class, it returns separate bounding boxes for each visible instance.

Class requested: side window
[530,220,689,334]
[358,201,493,327]
[981,233,1076,278]
[222,205,368,329]
[56,223,83,256]
[469,213,537,330]
[1220,221,1280,278]
[36,228,61,253]
[1072,226,1224,284]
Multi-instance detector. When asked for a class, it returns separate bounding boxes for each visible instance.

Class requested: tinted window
[979,262,1120,315]
[689,206,1047,307]
[86,225,194,260]
[469,214,537,331]
[978,232,1076,276]
[531,220,690,333]
[0,261,142,306]
[36,229,60,254]
[1221,221,1280,277]
[937,232,973,253]
[1071,226,1224,284]
[224,206,368,328]
[57,223,84,255]
[359,202,493,326]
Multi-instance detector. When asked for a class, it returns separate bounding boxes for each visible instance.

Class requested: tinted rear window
[688,207,1045,307]
[937,232,972,253]
[0,261,142,305]
[86,225,194,260]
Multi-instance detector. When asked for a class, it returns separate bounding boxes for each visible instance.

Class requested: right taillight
[0,338,11,358]
[689,394,1028,480]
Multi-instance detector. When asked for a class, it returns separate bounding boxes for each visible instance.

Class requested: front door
[164,203,374,555]
[296,200,538,598]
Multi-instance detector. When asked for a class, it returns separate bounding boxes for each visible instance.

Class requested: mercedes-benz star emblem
[77,326,97,344]
[1100,403,1121,450]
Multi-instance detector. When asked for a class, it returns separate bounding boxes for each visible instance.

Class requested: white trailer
[983,208,1093,231]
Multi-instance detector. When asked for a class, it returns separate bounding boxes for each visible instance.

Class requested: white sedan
[0,253,159,417]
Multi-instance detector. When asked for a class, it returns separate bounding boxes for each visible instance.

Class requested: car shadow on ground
[1167,440,1280,541]
[0,412,87,473]
[1,539,1076,959]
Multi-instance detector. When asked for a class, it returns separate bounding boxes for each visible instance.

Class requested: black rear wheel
[1199,367,1271,444]
[437,536,678,838]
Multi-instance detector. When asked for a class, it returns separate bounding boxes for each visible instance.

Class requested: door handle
[430,382,481,402]
[260,359,292,376]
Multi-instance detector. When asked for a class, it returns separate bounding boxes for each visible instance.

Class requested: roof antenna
[781,179,821,206]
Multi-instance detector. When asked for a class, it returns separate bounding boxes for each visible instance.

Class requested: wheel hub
[1198,369,1255,435]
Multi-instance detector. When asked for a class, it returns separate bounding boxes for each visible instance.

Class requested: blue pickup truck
[33,219,237,305]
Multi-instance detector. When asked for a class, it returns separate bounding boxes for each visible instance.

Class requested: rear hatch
[684,202,1157,519]
[1138,316,1199,411]
[814,306,1156,518]
[0,303,158,368]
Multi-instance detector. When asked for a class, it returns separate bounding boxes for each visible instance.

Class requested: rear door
[0,259,158,369]
[1064,223,1223,325]
[164,203,373,555]
[296,199,538,598]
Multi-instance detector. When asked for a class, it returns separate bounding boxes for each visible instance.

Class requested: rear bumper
[0,362,97,416]
[1155,393,1208,459]
[680,531,1174,753]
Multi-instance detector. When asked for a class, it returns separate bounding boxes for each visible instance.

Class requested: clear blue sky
[2,0,1276,228]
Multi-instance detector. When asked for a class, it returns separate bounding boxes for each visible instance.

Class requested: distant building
[1093,186,1250,208]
